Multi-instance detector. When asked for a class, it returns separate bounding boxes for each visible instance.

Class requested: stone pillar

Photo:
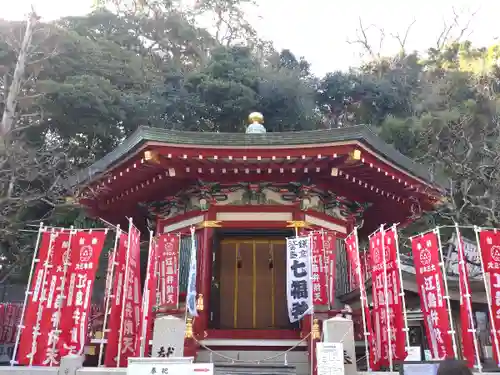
[323,316,357,375]
[58,354,84,375]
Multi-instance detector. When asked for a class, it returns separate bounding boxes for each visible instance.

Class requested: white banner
[286,236,313,323]
[186,228,198,317]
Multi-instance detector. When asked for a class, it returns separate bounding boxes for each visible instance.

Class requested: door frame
[209,229,294,330]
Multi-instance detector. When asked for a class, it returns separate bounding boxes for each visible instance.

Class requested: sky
[3,0,499,75]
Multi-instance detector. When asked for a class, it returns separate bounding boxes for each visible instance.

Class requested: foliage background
[1,1,498,282]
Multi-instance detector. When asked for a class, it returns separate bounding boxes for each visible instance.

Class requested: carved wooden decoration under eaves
[141,181,372,223]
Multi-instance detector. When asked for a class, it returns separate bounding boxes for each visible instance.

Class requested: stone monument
[152,315,186,358]
[322,316,357,375]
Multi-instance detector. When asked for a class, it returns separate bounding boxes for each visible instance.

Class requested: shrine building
[71,113,444,372]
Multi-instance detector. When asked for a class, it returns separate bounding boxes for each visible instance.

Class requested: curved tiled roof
[68,125,441,189]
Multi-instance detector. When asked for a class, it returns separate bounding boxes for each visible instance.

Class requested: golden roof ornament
[246,112,266,134]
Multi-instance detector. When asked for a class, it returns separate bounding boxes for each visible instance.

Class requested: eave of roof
[68,125,443,190]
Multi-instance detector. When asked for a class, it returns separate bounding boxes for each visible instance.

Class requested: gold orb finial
[248,112,264,124]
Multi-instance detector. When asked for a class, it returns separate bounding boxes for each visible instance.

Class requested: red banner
[345,232,379,370]
[369,230,390,366]
[311,232,328,305]
[136,236,158,357]
[158,234,180,307]
[383,227,407,361]
[456,230,475,368]
[0,304,4,344]
[17,230,70,365]
[323,231,337,307]
[118,224,142,366]
[57,230,107,357]
[0,303,21,344]
[478,229,500,364]
[104,231,128,367]
[411,231,454,359]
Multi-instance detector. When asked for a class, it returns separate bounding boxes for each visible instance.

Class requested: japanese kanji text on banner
[286,236,313,323]
[478,229,500,364]
[158,234,180,307]
[369,230,390,367]
[383,227,407,362]
[17,229,106,366]
[411,232,454,359]
[310,232,328,306]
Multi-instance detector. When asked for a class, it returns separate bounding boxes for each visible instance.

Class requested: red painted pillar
[301,314,319,375]
[193,225,213,339]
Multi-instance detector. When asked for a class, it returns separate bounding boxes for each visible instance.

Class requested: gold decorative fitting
[196,294,204,311]
[185,317,193,339]
[248,112,264,124]
[286,220,310,229]
[144,150,160,164]
[352,149,361,160]
[198,220,222,228]
[312,318,321,340]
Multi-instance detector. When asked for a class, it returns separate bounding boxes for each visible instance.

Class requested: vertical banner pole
[393,224,411,349]
[117,218,133,367]
[455,224,482,372]
[139,230,154,357]
[10,222,45,366]
[49,226,75,366]
[30,227,56,366]
[353,228,371,372]
[380,224,393,372]
[98,225,120,367]
[474,225,500,366]
[435,227,458,358]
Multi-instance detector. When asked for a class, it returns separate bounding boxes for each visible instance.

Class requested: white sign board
[406,346,422,361]
[127,358,212,375]
[317,342,344,375]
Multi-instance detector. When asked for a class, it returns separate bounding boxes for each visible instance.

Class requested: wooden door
[218,238,290,329]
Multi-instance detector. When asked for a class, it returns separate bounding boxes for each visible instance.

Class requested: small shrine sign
[127,358,213,375]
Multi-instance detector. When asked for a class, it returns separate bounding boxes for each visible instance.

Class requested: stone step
[214,364,296,375]
[196,350,309,375]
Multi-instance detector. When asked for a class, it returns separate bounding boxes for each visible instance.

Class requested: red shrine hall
[72,115,442,368]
